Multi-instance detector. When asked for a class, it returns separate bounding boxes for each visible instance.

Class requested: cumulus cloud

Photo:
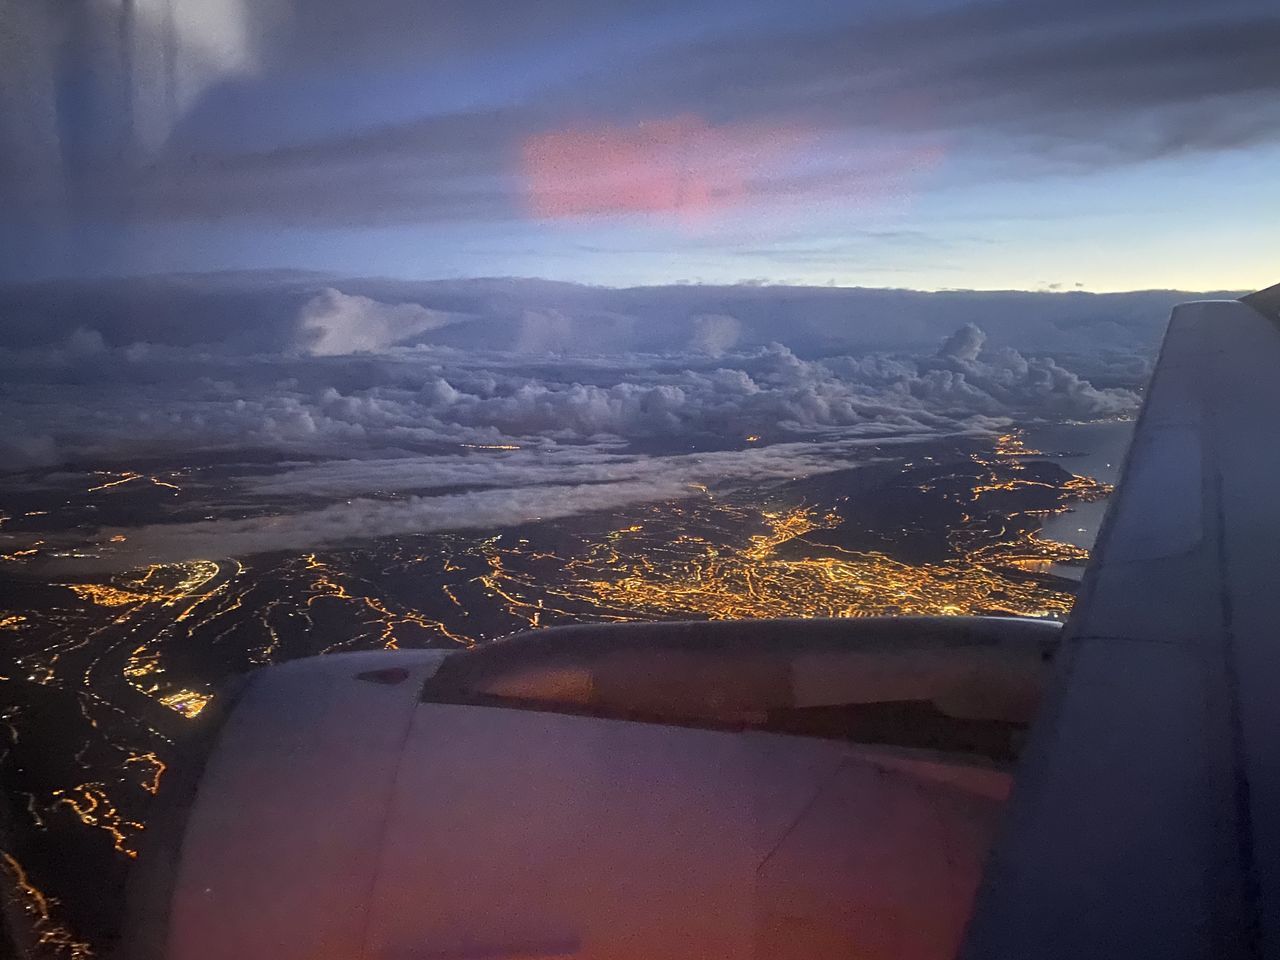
[0,274,1149,473]
[937,323,985,362]
[297,287,455,355]
[0,320,1139,473]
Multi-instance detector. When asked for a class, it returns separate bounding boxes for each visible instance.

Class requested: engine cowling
[125,616,1060,960]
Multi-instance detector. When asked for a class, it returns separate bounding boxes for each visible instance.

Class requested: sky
[2,0,1278,291]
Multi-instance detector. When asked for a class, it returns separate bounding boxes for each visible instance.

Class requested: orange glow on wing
[520,114,811,221]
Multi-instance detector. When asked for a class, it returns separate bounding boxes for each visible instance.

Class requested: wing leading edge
[961,291,1280,959]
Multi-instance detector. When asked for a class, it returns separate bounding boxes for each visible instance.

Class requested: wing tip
[1241,282,1280,321]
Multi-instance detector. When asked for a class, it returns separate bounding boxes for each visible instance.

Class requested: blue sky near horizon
[2,0,1277,291]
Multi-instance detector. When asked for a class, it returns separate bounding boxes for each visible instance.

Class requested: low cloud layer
[0,275,1156,567]
[78,438,916,568]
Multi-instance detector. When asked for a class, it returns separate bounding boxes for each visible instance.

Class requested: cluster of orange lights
[474,500,1085,625]
[49,783,145,860]
[471,435,1106,626]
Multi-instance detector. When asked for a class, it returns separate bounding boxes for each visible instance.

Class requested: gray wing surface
[1244,282,1280,322]
[961,294,1280,960]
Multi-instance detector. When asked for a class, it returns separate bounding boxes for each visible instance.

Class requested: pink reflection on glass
[520,114,811,222]
[520,113,945,226]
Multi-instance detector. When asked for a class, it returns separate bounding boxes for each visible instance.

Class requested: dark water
[1025,419,1135,561]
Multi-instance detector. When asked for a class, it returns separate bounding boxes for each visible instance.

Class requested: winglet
[1241,282,1280,321]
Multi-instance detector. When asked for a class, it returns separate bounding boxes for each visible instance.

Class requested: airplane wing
[1243,281,1280,322]
[961,291,1280,959]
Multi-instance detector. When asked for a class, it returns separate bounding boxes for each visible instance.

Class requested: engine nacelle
[126,616,1060,960]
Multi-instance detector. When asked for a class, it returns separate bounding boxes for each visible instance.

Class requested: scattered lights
[65,561,222,615]
[166,560,222,605]
[303,553,472,648]
[123,644,162,684]
[467,431,1103,625]
[87,472,183,494]
[441,584,466,610]
[0,546,42,563]
[561,503,1081,622]
[49,784,145,859]
[460,443,522,451]
[123,753,167,796]
[993,432,1043,458]
[1063,474,1114,496]
[100,561,237,708]
[23,665,56,686]
[0,851,94,959]
[968,530,1090,574]
[745,435,761,443]
[87,472,143,493]
[68,584,153,608]
[964,433,1112,504]
[158,690,212,719]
